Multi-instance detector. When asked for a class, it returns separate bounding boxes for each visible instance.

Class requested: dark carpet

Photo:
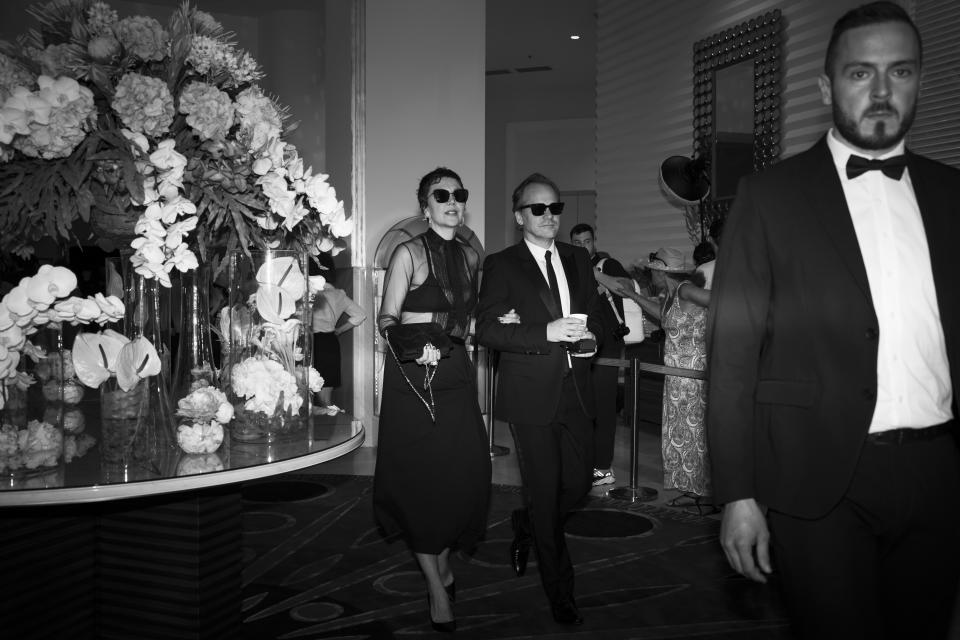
[240,474,790,639]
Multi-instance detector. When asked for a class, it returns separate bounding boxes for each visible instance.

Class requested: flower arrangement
[0,264,124,410]
[175,381,232,454]
[0,0,353,277]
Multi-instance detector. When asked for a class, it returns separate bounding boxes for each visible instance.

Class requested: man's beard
[833,99,915,151]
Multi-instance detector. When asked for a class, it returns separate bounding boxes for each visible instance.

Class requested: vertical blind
[911,0,960,167]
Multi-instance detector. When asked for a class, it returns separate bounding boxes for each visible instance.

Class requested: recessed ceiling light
[570,35,581,40]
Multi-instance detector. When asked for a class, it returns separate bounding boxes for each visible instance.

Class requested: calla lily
[116,336,161,392]
[72,331,129,388]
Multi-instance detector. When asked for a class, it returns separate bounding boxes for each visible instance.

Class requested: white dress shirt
[524,239,571,318]
[827,129,953,431]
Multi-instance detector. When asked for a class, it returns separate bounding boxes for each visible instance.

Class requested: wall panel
[596,0,881,265]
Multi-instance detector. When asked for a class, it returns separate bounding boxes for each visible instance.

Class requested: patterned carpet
[240,474,790,639]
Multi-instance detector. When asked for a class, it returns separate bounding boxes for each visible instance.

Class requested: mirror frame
[692,10,784,222]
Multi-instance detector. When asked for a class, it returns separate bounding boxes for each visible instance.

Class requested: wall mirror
[692,10,783,223]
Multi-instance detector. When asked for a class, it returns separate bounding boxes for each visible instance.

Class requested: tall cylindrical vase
[172,264,217,404]
[223,250,312,442]
[100,257,176,466]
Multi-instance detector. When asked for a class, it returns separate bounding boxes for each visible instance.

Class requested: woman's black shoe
[427,591,456,633]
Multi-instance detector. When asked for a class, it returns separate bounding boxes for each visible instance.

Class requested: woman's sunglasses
[431,188,469,204]
[516,202,565,216]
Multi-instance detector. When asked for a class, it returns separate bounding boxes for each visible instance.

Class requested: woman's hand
[498,308,520,324]
[415,343,443,366]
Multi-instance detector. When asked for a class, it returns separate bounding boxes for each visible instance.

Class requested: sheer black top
[377,228,480,341]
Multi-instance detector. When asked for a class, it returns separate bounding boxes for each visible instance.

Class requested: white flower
[167,244,199,273]
[176,421,224,454]
[149,139,188,171]
[308,366,324,393]
[165,216,198,248]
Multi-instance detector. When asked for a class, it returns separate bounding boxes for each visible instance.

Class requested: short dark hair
[693,241,716,266]
[569,223,594,239]
[708,217,724,246]
[824,1,922,78]
[511,172,560,211]
[417,167,463,210]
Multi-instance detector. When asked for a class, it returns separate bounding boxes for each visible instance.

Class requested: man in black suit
[476,173,603,626]
[707,3,960,639]
[570,223,629,486]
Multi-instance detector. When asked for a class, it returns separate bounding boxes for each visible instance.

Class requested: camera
[565,337,597,354]
[612,323,631,339]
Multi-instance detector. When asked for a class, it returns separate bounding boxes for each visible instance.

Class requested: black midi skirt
[373,342,492,553]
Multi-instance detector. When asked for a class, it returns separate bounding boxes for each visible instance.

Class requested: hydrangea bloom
[234,86,282,151]
[0,53,34,101]
[13,78,95,159]
[111,72,174,137]
[178,81,234,140]
[87,2,119,36]
[231,356,302,415]
[116,15,168,62]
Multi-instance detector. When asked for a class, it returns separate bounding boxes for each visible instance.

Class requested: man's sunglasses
[431,188,469,204]
[516,202,565,216]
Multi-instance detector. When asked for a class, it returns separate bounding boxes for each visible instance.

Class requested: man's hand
[720,498,772,583]
[546,316,587,343]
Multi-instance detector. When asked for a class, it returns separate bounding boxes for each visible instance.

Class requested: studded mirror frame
[692,9,784,224]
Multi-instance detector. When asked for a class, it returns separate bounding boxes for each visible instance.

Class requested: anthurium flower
[255,285,297,324]
[72,330,129,388]
[115,336,161,392]
[256,256,306,299]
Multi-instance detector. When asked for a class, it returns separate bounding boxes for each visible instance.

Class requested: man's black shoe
[551,598,583,625]
[510,509,531,577]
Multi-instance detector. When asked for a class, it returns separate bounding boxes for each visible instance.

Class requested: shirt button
[862,388,875,401]
[865,328,878,340]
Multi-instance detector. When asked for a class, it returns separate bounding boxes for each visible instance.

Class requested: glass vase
[1,324,71,479]
[223,250,312,442]
[171,264,217,404]
[99,258,176,467]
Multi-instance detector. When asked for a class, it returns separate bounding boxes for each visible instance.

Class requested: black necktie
[846,154,907,180]
[545,250,563,314]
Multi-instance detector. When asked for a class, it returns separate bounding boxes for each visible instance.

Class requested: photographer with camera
[570,224,630,487]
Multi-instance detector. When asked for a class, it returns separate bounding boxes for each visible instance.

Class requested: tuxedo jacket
[476,241,604,426]
[706,136,960,519]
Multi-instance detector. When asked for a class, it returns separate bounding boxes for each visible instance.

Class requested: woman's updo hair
[417,167,464,211]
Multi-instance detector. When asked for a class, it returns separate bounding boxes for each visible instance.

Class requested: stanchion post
[484,347,509,458]
[608,356,658,502]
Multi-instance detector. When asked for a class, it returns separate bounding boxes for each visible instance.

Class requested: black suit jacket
[476,241,604,426]
[706,136,960,519]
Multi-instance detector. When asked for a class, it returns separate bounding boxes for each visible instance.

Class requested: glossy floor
[308,414,686,509]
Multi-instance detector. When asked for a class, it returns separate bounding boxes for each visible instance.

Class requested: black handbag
[385,322,453,362]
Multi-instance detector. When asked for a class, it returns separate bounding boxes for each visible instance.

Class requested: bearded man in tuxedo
[707,3,960,638]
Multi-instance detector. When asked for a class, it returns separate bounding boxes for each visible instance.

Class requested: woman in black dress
[373,167,491,632]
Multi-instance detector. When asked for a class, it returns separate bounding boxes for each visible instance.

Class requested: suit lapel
[517,242,562,320]
[804,137,872,301]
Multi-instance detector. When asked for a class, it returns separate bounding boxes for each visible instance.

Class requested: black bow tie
[846,154,907,180]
